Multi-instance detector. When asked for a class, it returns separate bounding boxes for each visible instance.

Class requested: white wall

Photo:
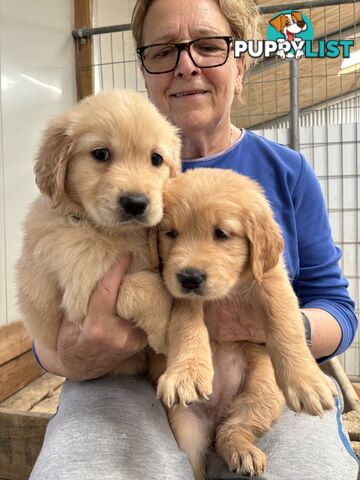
[0,0,76,326]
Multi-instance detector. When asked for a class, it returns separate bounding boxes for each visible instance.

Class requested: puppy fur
[154,168,336,479]
[16,90,181,373]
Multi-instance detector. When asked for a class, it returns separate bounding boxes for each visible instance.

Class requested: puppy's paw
[220,442,267,477]
[280,370,336,416]
[116,290,133,321]
[157,362,214,408]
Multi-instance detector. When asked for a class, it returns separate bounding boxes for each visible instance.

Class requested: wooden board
[352,383,360,399]
[0,410,50,480]
[1,373,64,414]
[0,321,31,366]
[0,373,64,480]
[0,321,44,403]
[0,351,43,403]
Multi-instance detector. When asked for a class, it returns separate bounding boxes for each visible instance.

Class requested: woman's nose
[174,50,200,78]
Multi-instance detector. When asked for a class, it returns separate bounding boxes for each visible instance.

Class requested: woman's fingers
[88,255,132,317]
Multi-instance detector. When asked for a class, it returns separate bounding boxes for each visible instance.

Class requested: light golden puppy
[154,168,336,479]
[16,90,181,373]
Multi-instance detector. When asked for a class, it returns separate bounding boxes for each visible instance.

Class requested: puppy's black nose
[297,20,305,28]
[177,269,206,291]
[120,194,149,217]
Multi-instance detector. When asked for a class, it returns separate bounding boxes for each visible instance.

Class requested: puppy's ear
[165,132,182,178]
[269,15,283,32]
[148,226,160,271]
[34,113,72,208]
[292,11,302,22]
[245,206,284,284]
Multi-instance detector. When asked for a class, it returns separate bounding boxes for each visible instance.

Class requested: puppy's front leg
[255,266,336,415]
[116,271,171,354]
[157,299,214,408]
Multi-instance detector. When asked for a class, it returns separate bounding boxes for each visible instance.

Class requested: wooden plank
[0,373,64,413]
[343,410,360,442]
[0,410,50,480]
[0,321,31,366]
[352,383,360,399]
[74,0,93,100]
[31,386,62,414]
[0,351,43,403]
[0,374,64,479]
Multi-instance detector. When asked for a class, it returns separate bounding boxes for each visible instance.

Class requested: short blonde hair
[131,0,262,72]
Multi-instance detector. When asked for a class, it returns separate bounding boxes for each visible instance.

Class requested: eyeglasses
[137,36,234,74]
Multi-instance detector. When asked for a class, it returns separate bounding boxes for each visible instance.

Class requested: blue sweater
[182,130,357,362]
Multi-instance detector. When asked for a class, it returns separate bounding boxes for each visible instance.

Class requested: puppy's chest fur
[191,289,261,426]
[190,342,249,427]
[25,197,154,272]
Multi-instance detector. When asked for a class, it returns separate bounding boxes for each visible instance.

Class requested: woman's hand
[204,299,342,359]
[36,256,147,381]
[204,298,266,344]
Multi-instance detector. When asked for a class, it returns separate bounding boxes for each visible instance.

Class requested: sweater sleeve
[292,154,358,362]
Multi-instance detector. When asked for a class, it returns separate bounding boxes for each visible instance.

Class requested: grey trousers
[30,375,359,480]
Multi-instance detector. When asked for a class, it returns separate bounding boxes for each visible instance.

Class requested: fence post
[74,0,93,100]
[290,60,300,151]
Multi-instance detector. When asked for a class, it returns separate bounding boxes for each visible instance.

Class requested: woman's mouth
[171,90,208,98]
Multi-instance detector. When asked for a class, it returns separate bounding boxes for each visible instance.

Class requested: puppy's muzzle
[177,268,206,294]
[119,193,149,219]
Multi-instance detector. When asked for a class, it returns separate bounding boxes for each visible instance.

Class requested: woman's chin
[171,112,212,134]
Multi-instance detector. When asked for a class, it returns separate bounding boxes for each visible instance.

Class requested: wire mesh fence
[73,0,360,379]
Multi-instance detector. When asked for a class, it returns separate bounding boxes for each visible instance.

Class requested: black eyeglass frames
[136,36,234,74]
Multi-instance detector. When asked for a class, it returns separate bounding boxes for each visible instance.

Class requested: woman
[30,0,358,479]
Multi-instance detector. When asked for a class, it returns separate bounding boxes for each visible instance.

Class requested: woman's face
[141,0,243,135]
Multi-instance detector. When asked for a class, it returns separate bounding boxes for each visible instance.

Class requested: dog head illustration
[269,11,308,42]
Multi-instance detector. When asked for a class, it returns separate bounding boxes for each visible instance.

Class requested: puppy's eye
[165,230,177,239]
[214,228,230,240]
[92,148,111,162]
[151,152,164,167]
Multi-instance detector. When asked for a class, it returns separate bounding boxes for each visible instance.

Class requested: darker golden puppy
[154,168,336,479]
[16,90,181,373]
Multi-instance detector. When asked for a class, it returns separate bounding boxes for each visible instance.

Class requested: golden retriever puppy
[154,168,336,479]
[16,90,181,373]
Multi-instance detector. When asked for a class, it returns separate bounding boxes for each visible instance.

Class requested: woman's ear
[141,65,150,96]
[235,57,245,97]
[34,113,72,208]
